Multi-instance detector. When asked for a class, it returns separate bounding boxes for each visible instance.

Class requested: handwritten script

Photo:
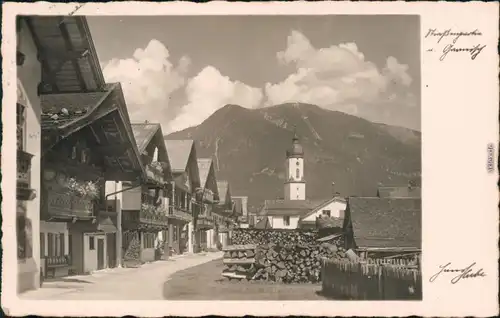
[425,29,486,61]
[429,262,486,284]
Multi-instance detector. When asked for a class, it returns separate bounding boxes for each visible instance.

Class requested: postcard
[1,1,499,317]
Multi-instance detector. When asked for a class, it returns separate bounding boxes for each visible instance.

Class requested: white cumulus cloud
[102,39,190,127]
[166,66,263,133]
[265,30,415,113]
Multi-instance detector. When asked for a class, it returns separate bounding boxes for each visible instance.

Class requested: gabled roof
[216,181,230,204]
[260,199,321,216]
[300,197,346,220]
[254,217,272,229]
[197,158,213,188]
[377,186,421,198]
[347,197,421,249]
[131,123,162,154]
[40,83,115,130]
[232,197,243,215]
[27,16,105,94]
[164,140,195,173]
[197,158,219,199]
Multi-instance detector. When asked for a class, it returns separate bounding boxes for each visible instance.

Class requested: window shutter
[60,233,65,256]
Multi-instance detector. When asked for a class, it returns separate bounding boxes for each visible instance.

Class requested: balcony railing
[122,203,168,230]
[167,205,193,223]
[145,161,164,184]
[197,214,215,230]
[17,150,36,201]
[139,207,169,227]
[44,190,95,220]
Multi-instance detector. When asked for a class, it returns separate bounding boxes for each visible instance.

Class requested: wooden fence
[321,259,422,300]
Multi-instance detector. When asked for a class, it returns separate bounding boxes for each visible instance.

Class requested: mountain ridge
[166,103,421,209]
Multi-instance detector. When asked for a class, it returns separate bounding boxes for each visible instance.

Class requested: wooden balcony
[166,206,193,223]
[42,190,95,222]
[17,150,36,201]
[122,204,169,231]
[197,214,214,230]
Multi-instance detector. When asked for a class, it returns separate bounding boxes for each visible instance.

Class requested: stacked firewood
[231,229,318,246]
[252,242,348,283]
[222,244,258,280]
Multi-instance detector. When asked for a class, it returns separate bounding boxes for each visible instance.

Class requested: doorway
[106,233,116,268]
[97,238,105,270]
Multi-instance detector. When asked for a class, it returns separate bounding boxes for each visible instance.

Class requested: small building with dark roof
[343,196,422,258]
[377,186,421,198]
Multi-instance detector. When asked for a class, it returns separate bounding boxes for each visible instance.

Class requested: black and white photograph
[2,2,498,317]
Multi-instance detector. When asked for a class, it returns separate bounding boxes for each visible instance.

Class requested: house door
[106,233,116,268]
[68,234,73,264]
[97,239,105,270]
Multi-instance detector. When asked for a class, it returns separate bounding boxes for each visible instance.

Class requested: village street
[20,252,223,300]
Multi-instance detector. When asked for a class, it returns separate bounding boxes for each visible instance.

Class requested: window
[144,233,155,248]
[40,233,45,258]
[283,215,290,226]
[322,210,331,217]
[296,168,300,179]
[16,103,26,150]
[71,145,77,160]
[89,236,95,250]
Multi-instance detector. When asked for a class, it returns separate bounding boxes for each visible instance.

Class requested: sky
[87,15,421,133]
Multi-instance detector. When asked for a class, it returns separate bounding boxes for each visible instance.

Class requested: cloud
[265,30,415,113]
[166,66,263,132]
[102,39,190,127]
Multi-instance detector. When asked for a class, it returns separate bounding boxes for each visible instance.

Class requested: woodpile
[252,241,348,283]
[223,229,349,283]
[231,229,318,246]
[222,244,258,280]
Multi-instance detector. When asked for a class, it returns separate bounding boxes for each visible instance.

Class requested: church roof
[286,131,304,158]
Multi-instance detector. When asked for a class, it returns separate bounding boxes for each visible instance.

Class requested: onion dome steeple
[286,126,304,158]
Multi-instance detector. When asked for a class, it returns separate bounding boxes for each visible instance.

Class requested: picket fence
[321,258,422,300]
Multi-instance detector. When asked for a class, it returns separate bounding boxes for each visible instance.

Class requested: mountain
[165,103,421,209]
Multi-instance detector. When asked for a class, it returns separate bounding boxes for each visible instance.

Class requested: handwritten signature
[429,262,486,284]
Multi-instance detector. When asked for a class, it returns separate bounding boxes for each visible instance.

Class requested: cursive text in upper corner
[424,28,486,61]
[429,262,486,284]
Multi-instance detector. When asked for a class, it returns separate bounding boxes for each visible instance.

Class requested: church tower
[284,129,306,200]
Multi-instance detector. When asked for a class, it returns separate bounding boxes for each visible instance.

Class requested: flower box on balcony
[145,161,165,184]
[45,190,95,220]
[17,150,36,201]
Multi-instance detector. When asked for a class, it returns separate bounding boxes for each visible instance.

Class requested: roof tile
[348,197,421,249]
